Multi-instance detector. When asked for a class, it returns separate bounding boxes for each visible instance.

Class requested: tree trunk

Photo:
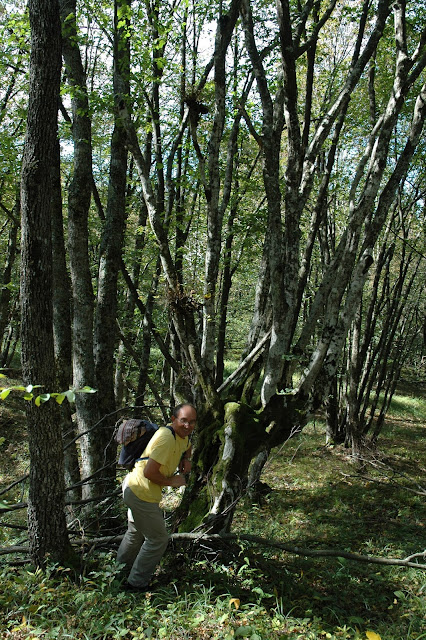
[0,202,19,365]
[115,197,148,406]
[200,3,241,377]
[92,0,130,497]
[60,0,100,498]
[20,0,71,566]
[51,136,81,503]
[178,401,264,533]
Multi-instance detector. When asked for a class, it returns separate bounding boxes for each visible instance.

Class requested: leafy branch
[0,374,96,406]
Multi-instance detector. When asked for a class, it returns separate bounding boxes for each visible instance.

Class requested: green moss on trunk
[177,401,265,532]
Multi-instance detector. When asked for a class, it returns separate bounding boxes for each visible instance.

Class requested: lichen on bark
[177,401,265,533]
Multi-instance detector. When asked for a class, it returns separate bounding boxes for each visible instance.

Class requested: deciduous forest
[0,0,425,638]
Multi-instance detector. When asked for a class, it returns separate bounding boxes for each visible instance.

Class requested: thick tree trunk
[20,0,71,566]
[178,401,264,533]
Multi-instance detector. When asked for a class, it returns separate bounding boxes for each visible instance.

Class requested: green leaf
[0,388,11,400]
[65,390,76,403]
[35,394,50,406]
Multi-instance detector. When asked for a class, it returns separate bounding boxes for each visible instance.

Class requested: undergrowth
[0,384,425,639]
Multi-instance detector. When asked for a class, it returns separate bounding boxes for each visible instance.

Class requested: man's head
[171,403,197,439]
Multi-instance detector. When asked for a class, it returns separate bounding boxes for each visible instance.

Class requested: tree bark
[93,0,130,494]
[60,0,100,498]
[0,203,19,365]
[20,0,71,566]
[51,136,81,502]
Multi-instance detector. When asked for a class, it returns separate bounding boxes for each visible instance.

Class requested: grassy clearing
[0,386,425,639]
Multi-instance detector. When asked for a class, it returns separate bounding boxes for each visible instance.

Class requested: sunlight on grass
[1,387,425,640]
[387,393,426,419]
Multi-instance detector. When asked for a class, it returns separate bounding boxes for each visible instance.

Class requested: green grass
[0,385,425,640]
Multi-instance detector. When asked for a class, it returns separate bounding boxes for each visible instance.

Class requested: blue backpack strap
[136,424,176,463]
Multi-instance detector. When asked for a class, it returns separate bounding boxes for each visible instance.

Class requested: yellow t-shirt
[127,426,189,503]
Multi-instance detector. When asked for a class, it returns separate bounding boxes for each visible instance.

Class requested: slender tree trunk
[92,0,130,495]
[51,136,81,503]
[201,3,241,375]
[60,0,100,498]
[216,205,237,388]
[0,203,19,364]
[135,258,160,404]
[20,0,71,566]
[115,197,148,406]
[345,305,363,452]
[241,0,285,405]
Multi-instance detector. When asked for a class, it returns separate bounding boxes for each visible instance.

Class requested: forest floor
[0,379,425,639]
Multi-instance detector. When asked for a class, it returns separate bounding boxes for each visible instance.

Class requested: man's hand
[169,473,187,488]
[179,457,192,474]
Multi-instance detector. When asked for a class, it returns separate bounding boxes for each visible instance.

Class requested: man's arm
[144,458,186,487]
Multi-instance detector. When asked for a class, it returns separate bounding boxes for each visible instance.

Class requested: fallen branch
[171,533,426,570]
[0,489,120,515]
[345,472,426,496]
[1,532,424,570]
[0,544,29,556]
[0,475,29,498]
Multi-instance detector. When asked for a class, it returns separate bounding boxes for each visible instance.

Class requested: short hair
[172,403,197,418]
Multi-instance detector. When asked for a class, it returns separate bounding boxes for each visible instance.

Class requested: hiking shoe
[121,581,151,593]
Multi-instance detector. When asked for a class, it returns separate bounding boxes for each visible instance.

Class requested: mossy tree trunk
[177,401,265,533]
[176,394,304,533]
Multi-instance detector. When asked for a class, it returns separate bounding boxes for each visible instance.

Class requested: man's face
[171,405,197,439]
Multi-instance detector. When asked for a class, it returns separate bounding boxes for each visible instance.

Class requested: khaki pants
[117,481,169,587]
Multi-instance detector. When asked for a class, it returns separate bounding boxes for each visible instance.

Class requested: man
[117,403,196,591]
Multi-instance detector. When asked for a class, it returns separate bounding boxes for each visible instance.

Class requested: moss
[178,492,210,532]
[223,401,265,455]
[178,402,268,531]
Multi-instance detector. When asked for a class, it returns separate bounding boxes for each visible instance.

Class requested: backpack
[115,418,158,469]
[115,418,174,469]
